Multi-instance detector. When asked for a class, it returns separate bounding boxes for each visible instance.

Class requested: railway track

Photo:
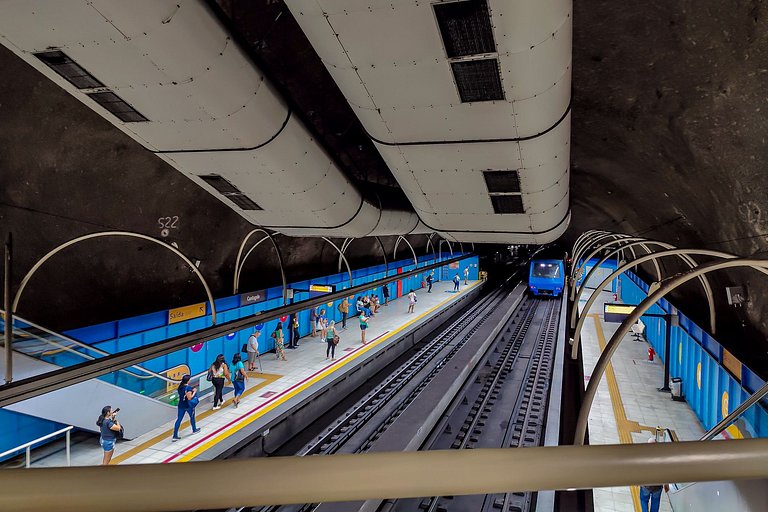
[226,275,562,512]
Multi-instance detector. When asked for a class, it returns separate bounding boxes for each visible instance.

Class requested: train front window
[533,263,560,278]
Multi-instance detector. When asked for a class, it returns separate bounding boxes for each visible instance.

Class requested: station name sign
[603,303,637,323]
[240,290,266,306]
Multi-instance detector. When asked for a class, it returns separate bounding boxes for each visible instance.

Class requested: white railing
[0,425,74,468]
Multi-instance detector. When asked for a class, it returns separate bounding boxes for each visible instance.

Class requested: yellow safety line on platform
[175,283,480,462]
[591,314,665,512]
[111,372,282,465]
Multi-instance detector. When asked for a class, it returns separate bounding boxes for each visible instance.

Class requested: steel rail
[0,255,473,408]
[0,440,766,512]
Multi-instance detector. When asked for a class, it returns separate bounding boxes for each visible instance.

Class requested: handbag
[206,368,213,382]
[332,335,340,346]
[241,343,248,353]
[234,371,245,382]
[116,425,125,440]
[187,395,199,409]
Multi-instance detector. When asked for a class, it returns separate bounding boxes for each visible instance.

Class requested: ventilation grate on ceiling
[34,50,104,89]
[490,194,524,214]
[199,174,263,211]
[451,59,504,103]
[227,194,262,211]
[87,91,148,122]
[434,0,496,58]
[483,170,520,193]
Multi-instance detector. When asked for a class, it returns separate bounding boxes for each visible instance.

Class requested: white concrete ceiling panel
[0,0,425,237]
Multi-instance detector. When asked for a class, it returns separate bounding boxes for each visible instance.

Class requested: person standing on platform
[290,315,301,348]
[382,285,390,306]
[359,313,369,344]
[96,405,122,465]
[639,438,669,512]
[273,322,287,361]
[338,298,349,329]
[172,374,201,441]
[464,267,469,285]
[426,272,433,293]
[209,354,231,409]
[318,309,328,340]
[325,320,339,360]
[407,289,417,314]
[310,306,318,337]
[231,353,248,408]
[247,329,261,370]
[453,273,460,292]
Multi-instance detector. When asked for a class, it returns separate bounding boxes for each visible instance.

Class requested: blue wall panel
[619,271,767,438]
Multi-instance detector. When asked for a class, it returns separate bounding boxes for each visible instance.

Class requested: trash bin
[670,377,683,400]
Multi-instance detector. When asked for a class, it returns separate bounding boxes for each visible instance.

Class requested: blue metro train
[528,259,565,297]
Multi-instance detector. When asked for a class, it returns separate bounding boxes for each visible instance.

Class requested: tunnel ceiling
[1,1,767,374]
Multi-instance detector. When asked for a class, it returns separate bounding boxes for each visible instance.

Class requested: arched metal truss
[321,237,353,287]
[12,231,217,324]
[393,235,418,267]
[569,238,716,334]
[574,258,768,445]
[233,229,287,302]
[336,237,389,277]
[568,247,768,359]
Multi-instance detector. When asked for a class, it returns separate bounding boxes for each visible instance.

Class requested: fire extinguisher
[648,346,655,362]
[613,293,618,301]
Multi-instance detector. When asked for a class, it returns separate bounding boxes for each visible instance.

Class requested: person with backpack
[325,320,340,360]
[247,330,261,371]
[208,354,231,410]
[338,298,349,329]
[96,405,122,465]
[426,272,434,293]
[382,285,390,305]
[172,374,201,441]
[272,322,287,361]
[231,353,248,408]
[453,273,460,292]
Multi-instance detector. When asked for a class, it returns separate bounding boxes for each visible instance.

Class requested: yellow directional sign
[309,284,334,293]
[604,304,636,315]
[169,302,206,324]
[165,364,191,393]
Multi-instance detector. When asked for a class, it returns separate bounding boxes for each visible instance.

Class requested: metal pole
[4,233,12,385]
[659,315,672,392]
[66,429,71,467]
[25,446,30,468]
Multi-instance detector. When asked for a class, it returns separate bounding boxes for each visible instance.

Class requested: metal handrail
[0,425,74,468]
[1,310,177,383]
[700,379,768,441]
[0,439,766,512]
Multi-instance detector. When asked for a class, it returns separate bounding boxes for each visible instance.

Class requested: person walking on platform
[273,322,287,361]
[453,273,460,292]
[640,438,669,512]
[209,354,231,410]
[325,320,340,360]
[359,313,369,344]
[338,298,349,329]
[310,306,319,337]
[464,267,469,285]
[407,290,417,314]
[96,405,122,465]
[382,285,390,306]
[173,374,201,441]
[247,330,261,370]
[426,272,433,293]
[290,315,300,348]
[231,353,248,408]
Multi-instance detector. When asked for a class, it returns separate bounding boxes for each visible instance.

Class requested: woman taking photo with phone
[96,405,122,465]
[172,374,201,441]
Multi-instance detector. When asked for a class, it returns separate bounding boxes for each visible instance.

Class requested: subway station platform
[579,291,705,512]
[29,279,482,467]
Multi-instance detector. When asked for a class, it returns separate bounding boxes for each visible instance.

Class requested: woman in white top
[209,354,231,410]
[247,330,261,371]
[407,290,417,314]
